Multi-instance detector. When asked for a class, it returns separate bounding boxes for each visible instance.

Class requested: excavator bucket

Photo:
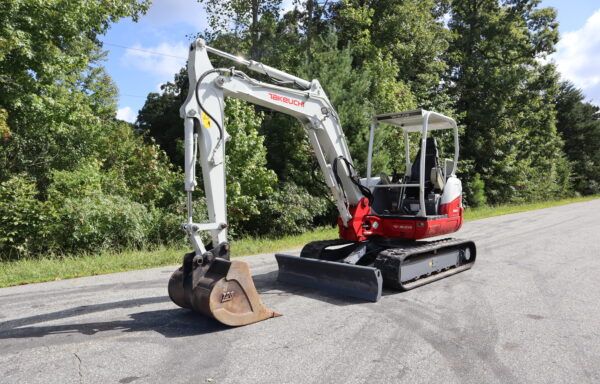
[168,252,281,326]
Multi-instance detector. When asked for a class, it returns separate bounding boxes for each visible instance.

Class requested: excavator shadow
[0,296,229,341]
[251,270,427,303]
[250,271,369,307]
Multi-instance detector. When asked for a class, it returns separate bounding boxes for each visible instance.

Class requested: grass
[463,194,600,221]
[0,228,338,288]
[1,194,598,288]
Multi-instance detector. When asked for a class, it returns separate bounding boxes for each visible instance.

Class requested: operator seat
[371,137,443,215]
[406,136,442,198]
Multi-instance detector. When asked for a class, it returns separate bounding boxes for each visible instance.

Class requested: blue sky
[100,0,600,122]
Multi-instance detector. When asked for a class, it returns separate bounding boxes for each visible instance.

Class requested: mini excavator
[168,39,476,326]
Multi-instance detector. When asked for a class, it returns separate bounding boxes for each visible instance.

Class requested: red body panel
[439,195,462,218]
[338,196,463,241]
[337,198,371,242]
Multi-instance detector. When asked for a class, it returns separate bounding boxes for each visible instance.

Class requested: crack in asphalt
[73,352,83,384]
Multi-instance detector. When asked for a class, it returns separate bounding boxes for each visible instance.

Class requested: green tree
[447,0,570,203]
[223,98,278,234]
[0,0,203,256]
[0,0,149,185]
[136,69,188,167]
[331,0,451,108]
[554,82,600,194]
[298,34,373,172]
[197,0,283,59]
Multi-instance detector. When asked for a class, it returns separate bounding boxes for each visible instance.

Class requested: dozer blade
[169,253,281,327]
[275,253,383,302]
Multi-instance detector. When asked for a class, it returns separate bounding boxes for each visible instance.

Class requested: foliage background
[1,0,599,260]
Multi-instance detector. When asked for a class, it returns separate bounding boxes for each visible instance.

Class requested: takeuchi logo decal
[268,93,305,107]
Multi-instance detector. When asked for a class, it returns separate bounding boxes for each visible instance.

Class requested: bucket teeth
[168,255,281,327]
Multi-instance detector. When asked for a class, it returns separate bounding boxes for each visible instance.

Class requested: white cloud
[143,0,207,30]
[122,41,188,77]
[553,9,600,102]
[117,106,137,123]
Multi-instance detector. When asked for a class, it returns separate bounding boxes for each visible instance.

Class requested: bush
[47,161,104,200]
[96,122,182,208]
[49,194,152,254]
[41,132,187,253]
[247,183,330,237]
[0,175,50,259]
[467,173,487,208]
[146,196,210,247]
[148,207,186,247]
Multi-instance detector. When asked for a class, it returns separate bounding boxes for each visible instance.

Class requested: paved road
[1,200,600,384]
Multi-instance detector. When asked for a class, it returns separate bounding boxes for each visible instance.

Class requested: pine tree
[555,82,600,194]
[447,0,570,203]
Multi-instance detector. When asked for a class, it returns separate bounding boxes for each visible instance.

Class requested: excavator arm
[181,39,366,256]
[168,39,370,326]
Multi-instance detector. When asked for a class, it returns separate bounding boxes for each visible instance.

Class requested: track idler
[168,244,281,326]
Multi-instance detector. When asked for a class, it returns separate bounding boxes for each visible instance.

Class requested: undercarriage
[276,237,476,301]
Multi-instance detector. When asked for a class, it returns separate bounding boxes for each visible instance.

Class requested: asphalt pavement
[1,199,599,384]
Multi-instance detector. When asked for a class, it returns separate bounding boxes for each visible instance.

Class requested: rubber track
[375,237,476,291]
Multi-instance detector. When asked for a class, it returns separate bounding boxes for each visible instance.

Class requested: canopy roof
[374,109,456,132]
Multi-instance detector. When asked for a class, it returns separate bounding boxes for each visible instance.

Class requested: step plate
[275,253,383,302]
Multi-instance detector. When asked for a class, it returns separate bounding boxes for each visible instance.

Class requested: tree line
[1,0,599,259]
